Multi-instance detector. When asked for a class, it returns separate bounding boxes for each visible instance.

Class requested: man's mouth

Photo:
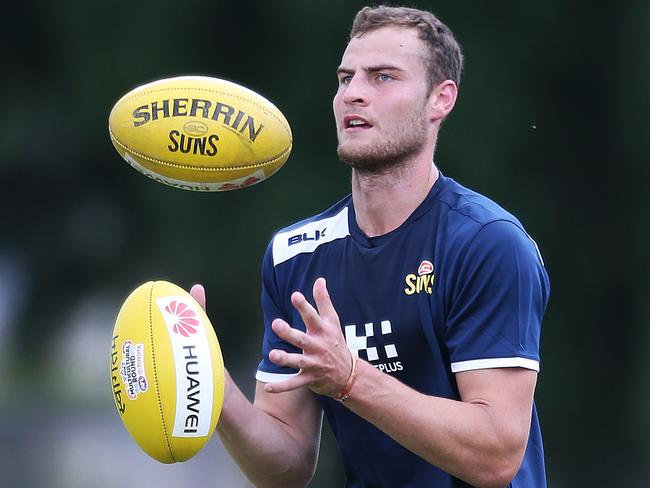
[344,115,373,130]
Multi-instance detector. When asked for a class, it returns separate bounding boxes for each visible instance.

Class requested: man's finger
[290,291,323,333]
[268,349,309,370]
[263,375,311,394]
[190,283,206,310]
[312,277,338,322]
[272,319,311,349]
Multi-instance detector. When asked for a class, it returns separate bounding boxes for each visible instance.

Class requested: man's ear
[428,80,458,122]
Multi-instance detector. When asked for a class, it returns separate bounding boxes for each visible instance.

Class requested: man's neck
[351,157,439,238]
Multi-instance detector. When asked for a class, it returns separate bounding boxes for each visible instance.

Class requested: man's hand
[264,277,353,398]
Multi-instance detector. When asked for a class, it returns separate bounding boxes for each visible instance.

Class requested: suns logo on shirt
[404,260,435,295]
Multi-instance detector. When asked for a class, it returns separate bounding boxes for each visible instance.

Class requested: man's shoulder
[269,195,352,267]
[436,175,545,266]
[438,175,525,231]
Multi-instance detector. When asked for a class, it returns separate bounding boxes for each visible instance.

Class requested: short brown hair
[350,5,464,92]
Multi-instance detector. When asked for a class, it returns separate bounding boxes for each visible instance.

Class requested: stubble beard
[336,105,429,176]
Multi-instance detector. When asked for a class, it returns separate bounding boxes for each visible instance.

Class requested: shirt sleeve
[256,240,301,383]
[445,220,550,373]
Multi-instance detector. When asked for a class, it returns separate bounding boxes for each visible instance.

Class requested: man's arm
[218,375,323,488]
[266,278,536,488]
[191,285,322,488]
[340,363,535,488]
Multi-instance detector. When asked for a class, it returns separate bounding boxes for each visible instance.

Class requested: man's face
[333,26,432,173]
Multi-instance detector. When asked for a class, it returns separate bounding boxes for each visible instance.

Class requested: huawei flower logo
[219,176,262,191]
[164,300,200,337]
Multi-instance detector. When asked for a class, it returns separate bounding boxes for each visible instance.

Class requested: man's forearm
[342,360,534,488]
[216,372,321,488]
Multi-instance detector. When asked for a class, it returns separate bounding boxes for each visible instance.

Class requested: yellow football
[108,76,292,191]
[109,280,225,463]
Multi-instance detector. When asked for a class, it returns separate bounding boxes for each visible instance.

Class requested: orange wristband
[334,353,358,402]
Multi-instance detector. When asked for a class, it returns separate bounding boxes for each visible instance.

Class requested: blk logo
[288,228,327,246]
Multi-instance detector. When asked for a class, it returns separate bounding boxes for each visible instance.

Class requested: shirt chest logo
[404,260,435,295]
[344,320,403,374]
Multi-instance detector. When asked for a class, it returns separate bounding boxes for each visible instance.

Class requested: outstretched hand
[265,277,353,398]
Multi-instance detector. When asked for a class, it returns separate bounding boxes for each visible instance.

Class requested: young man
[192,5,549,487]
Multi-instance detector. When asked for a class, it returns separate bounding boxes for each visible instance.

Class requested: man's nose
[343,75,369,106]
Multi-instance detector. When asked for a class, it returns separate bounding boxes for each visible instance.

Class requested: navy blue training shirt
[257,173,550,487]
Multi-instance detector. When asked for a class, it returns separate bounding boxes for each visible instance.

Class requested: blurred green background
[1,0,648,486]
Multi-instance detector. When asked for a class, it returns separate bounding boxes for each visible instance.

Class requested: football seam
[113,86,292,136]
[148,282,176,463]
[109,128,291,172]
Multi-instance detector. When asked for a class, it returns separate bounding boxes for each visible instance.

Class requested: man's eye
[340,75,353,85]
[377,74,393,82]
